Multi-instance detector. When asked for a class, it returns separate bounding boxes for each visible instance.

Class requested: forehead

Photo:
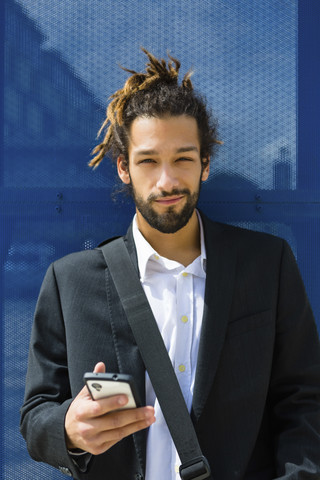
[128,115,200,155]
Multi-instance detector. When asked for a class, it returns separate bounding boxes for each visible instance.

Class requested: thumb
[78,362,106,399]
[93,362,106,374]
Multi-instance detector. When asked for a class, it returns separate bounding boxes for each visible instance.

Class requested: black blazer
[20,214,320,479]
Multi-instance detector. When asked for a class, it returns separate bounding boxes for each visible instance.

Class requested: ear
[117,156,130,184]
[201,158,210,181]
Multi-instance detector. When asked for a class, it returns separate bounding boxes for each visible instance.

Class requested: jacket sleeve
[20,262,87,478]
[271,241,320,478]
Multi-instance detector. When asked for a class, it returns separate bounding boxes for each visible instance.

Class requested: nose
[156,165,179,192]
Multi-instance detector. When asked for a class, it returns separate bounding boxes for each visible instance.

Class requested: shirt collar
[132,210,207,281]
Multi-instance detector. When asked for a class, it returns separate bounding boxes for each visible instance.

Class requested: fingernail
[118,395,128,406]
[147,416,155,425]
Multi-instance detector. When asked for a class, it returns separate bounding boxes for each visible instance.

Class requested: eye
[176,157,194,162]
[138,158,156,164]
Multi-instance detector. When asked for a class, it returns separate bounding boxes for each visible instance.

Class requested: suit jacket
[20,214,320,479]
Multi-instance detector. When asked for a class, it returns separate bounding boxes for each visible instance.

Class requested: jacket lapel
[192,215,237,420]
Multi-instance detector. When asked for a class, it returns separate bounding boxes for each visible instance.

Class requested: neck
[136,210,201,267]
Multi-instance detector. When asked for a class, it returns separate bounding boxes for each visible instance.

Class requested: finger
[93,362,106,374]
[91,405,155,430]
[87,408,156,455]
[76,362,107,401]
[69,406,155,454]
[85,393,131,418]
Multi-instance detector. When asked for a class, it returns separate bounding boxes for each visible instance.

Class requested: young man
[21,49,320,480]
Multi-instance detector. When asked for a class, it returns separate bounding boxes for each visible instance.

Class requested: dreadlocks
[89,47,221,169]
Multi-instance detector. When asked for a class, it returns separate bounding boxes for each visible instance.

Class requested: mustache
[147,188,191,202]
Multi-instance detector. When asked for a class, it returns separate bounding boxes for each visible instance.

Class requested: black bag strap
[100,237,211,480]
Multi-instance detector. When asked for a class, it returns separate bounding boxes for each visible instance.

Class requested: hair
[89,47,221,170]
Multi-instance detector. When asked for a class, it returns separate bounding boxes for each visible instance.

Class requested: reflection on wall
[4,0,113,187]
[13,0,298,190]
[273,147,292,190]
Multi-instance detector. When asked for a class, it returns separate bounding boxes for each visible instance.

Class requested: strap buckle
[179,456,211,480]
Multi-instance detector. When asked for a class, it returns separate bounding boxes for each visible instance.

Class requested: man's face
[117,115,209,234]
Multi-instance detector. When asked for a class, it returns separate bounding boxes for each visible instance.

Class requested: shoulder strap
[100,237,210,480]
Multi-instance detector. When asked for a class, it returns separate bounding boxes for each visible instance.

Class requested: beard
[130,180,202,234]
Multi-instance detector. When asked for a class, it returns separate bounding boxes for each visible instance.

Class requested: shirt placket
[173,270,193,479]
[175,271,193,401]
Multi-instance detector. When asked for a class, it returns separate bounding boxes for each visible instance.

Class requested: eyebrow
[176,146,199,153]
[135,146,199,156]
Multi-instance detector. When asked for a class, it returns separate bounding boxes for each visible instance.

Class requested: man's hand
[65,362,155,455]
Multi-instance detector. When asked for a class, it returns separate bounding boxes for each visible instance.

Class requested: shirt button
[182,272,188,277]
[181,315,188,323]
[154,254,159,260]
[178,364,186,372]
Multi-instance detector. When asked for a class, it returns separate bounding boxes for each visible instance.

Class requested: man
[21,49,320,479]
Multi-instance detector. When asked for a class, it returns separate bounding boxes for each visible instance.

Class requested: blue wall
[1,0,319,477]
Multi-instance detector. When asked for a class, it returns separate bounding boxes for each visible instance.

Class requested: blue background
[1,0,319,477]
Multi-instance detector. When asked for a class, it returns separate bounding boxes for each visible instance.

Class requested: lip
[155,196,184,206]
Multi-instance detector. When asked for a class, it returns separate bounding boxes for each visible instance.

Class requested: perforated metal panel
[2,0,319,478]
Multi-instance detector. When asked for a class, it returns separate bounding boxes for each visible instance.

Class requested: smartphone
[83,372,141,409]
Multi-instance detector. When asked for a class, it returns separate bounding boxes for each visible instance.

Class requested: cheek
[129,173,151,196]
[131,169,155,188]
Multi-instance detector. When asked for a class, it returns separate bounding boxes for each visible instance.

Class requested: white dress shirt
[132,211,206,480]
